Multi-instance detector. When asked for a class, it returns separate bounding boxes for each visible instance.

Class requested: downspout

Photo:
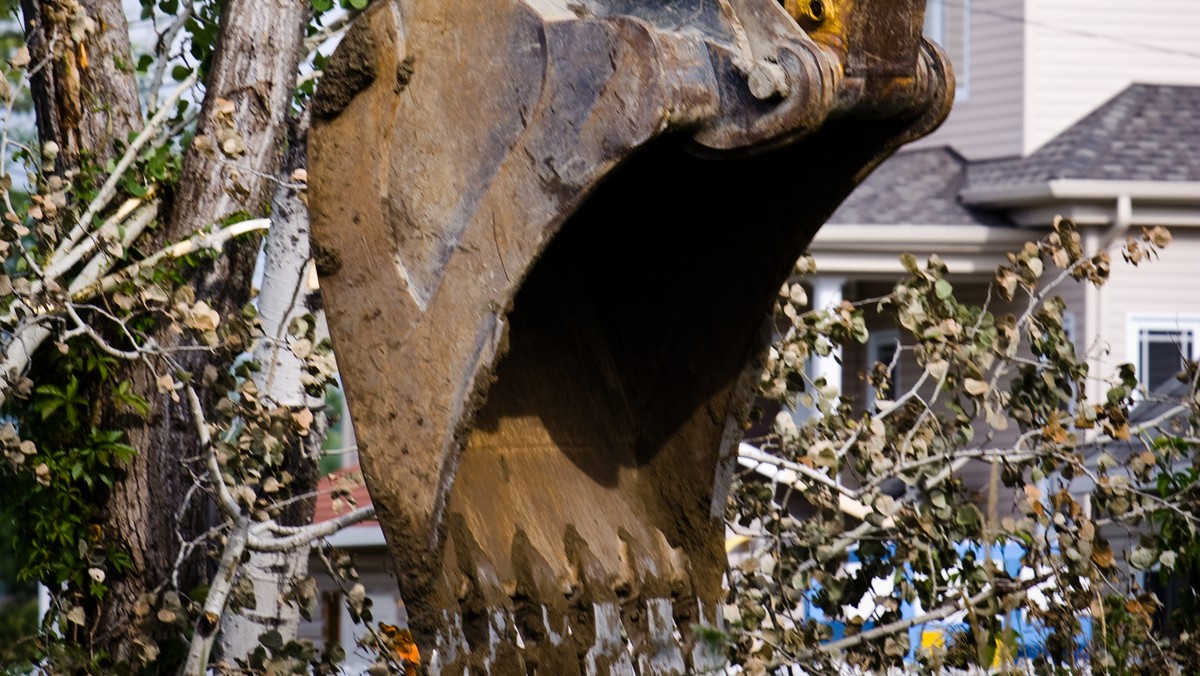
[1084,195,1132,406]
[1101,194,1134,248]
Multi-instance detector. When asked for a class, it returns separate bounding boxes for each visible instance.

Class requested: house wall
[1050,259,1088,349]
[298,548,405,665]
[843,276,1053,513]
[911,0,1026,160]
[843,280,923,410]
[915,0,1200,160]
[1092,226,1200,389]
[1023,0,1200,154]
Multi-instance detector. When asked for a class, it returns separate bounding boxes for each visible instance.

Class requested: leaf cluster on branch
[0,1,396,672]
[727,219,1200,674]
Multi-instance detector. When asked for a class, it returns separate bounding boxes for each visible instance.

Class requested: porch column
[810,275,846,393]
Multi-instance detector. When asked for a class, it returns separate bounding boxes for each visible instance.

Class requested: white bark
[251,176,314,411]
[217,166,320,662]
[182,516,251,676]
[216,547,311,665]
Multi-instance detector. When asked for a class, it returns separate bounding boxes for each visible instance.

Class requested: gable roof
[828,146,1010,227]
[969,84,1200,190]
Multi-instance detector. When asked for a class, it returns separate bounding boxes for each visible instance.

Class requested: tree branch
[181,516,250,675]
[804,575,1047,658]
[185,384,241,519]
[247,506,377,553]
[71,218,270,301]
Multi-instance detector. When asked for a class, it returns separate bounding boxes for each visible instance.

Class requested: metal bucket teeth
[309,0,952,670]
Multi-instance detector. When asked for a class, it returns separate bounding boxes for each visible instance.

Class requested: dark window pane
[1140,329,1193,389]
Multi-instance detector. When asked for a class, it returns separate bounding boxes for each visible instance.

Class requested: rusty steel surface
[308,0,953,671]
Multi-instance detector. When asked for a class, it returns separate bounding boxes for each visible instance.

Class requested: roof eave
[962,179,1200,208]
[810,224,1032,277]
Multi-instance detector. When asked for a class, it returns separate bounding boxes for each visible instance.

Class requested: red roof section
[312,466,376,526]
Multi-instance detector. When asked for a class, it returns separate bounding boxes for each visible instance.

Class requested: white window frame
[1125,315,1200,390]
[923,0,970,101]
[866,329,902,406]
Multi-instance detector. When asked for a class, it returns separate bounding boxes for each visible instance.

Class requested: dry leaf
[964,378,988,396]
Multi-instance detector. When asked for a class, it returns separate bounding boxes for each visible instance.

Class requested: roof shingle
[969,84,1200,189]
[828,147,1010,226]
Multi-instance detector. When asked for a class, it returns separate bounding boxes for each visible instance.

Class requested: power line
[938,0,1200,62]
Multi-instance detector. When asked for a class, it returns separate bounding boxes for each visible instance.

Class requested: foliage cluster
[0,1,387,672]
[727,219,1200,673]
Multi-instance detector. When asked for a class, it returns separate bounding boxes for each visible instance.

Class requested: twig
[247,505,377,552]
[316,545,406,673]
[186,384,242,518]
[181,515,250,675]
[147,3,195,112]
[304,11,355,54]
[738,446,851,496]
[804,576,1044,657]
[44,192,159,285]
[62,304,141,360]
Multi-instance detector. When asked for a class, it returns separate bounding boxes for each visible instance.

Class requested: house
[807,0,1200,418]
[782,9,1200,653]
[297,468,401,672]
[809,83,1200,415]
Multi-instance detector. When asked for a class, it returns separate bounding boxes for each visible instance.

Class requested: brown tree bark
[19,0,151,659]
[21,0,143,170]
[95,0,310,663]
[21,0,311,664]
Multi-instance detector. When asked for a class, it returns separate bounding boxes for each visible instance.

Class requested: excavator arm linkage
[309,0,952,672]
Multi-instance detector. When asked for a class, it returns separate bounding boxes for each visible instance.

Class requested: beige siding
[912,0,1026,160]
[1094,227,1200,388]
[916,0,1200,158]
[1024,0,1200,153]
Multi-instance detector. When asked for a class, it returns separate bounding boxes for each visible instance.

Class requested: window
[1127,317,1200,391]
[923,0,970,101]
[866,329,901,405]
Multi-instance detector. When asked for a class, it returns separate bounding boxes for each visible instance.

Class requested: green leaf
[955,504,981,530]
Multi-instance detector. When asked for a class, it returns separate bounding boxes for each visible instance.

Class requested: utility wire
[936,0,1200,62]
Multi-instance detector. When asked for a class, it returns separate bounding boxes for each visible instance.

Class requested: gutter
[961,179,1200,207]
[809,223,1032,248]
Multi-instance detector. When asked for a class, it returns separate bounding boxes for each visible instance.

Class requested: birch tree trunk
[217,116,326,662]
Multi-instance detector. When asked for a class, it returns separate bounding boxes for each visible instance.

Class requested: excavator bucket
[308,0,952,671]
